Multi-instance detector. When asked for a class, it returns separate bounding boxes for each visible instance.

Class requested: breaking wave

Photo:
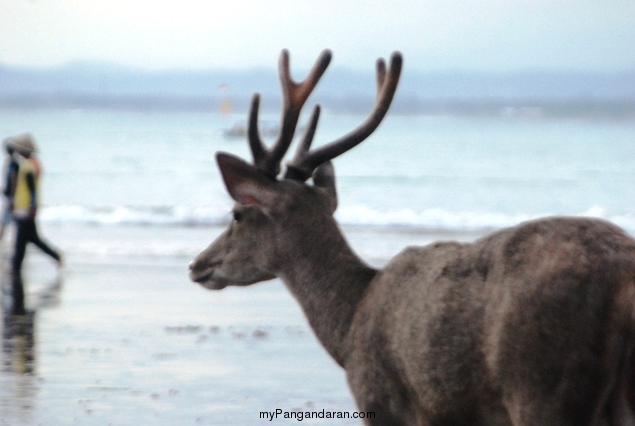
[37,204,635,235]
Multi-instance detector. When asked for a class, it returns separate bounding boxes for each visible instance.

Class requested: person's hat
[4,133,38,156]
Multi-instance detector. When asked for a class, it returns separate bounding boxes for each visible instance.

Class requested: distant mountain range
[1,63,634,118]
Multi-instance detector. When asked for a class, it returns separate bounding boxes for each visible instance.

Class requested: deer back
[344,216,635,424]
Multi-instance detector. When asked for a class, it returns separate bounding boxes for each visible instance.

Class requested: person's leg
[28,220,62,264]
[10,274,26,315]
[11,219,30,273]
[10,219,29,314]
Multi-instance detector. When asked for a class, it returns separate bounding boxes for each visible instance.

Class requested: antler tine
[248,49,332,179]
[247,94,267,167]
[285,104,321,181]
[284,51,403,182]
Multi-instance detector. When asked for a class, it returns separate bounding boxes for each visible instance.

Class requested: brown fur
[189,158,635,425]
[346,217,635,425]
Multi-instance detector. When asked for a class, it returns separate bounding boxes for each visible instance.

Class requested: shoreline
[0,223,383,425]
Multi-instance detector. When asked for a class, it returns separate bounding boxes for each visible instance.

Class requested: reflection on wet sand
[0,268,63,423]
[2,306,36,375]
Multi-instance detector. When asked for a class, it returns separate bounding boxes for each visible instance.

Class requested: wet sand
[0,224,363,425]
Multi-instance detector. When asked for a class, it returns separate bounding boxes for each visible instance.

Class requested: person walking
[6,133,63,276]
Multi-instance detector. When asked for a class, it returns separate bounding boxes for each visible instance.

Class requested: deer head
[189,49,402,290]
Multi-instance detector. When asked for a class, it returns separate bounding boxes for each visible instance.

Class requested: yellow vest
[13,157,40,217]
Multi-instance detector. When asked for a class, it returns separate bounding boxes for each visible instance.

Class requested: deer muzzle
[188,259,228,290]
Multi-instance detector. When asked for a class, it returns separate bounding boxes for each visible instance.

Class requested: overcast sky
[1,0,634,72]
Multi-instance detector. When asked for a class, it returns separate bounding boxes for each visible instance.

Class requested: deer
[188,49,635,426]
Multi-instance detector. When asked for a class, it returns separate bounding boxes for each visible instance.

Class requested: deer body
[344,217,635,425]
[189,50,635,425]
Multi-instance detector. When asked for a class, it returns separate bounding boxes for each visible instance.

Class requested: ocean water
[2,108,635,235]
[0,107,634,424]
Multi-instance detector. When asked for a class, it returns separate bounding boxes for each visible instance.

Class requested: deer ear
[313,161,338,214]
[216,152,280,209]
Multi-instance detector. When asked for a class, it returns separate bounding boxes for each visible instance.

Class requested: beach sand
[0,223,482,425]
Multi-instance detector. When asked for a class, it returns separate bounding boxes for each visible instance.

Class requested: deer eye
[232,211,243,222]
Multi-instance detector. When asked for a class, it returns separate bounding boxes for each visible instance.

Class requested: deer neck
[276,218,377,366]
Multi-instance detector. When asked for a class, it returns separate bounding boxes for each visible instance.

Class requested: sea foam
[37,204,635,235]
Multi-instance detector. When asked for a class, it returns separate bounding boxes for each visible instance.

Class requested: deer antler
[248,49,332,179]
[284,52,403,182]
